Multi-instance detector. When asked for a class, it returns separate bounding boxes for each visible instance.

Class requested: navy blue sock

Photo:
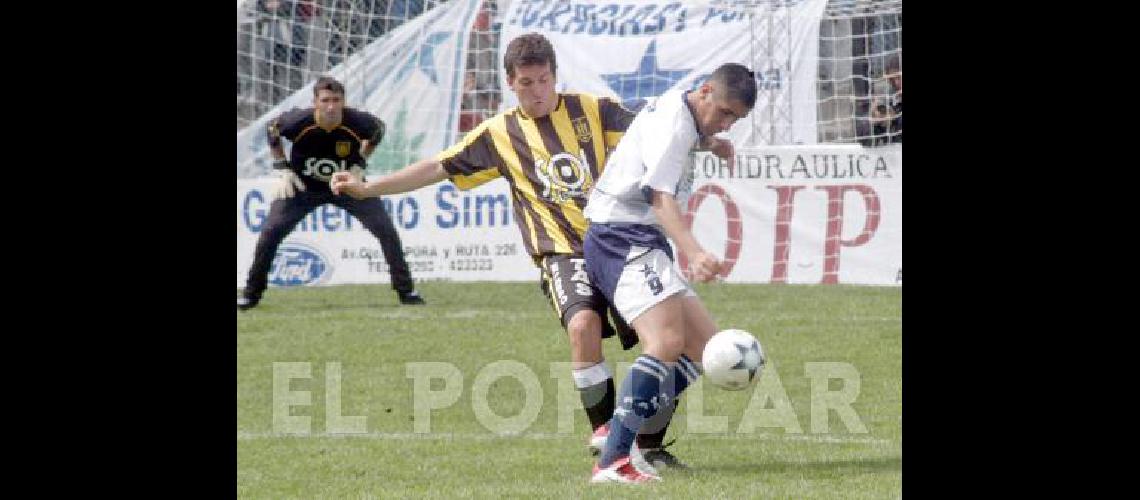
[639,354,702,439]
[599,354,667,468]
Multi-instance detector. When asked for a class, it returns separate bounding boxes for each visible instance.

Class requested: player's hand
[349,165,366,182]
[688,250,722,283]
[272,168,306,200]
[330,171,367,199]
[705,137,735,170]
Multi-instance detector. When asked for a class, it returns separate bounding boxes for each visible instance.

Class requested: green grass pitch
[237,282,901,498]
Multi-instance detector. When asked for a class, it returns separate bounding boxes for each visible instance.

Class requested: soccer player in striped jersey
[331,33,733,471]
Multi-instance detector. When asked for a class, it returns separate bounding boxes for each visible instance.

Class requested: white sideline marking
[235,431,893,445]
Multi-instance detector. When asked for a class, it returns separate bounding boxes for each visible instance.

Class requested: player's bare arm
[649,189,721,282]
[331,158,448,199]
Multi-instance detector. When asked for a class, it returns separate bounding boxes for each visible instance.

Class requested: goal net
[817,0,902,146]
[236,0,902,177]
[236,0,492,177]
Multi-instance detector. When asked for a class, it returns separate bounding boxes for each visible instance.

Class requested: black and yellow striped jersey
[438,93,635,261]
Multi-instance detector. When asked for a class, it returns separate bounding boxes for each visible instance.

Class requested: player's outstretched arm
[331,158,448,199]
[649,189,721,282]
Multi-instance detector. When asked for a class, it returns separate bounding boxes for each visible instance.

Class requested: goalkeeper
[238,76,425,310]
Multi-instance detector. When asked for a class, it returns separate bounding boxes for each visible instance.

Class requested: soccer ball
[701,329,766,390]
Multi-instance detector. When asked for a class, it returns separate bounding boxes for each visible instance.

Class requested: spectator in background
[458,71,483,132]
[461,70,479,105]
[457,1,503,132]
[870,56,902,145]
[256,0,292,103]
[289,1,318,65]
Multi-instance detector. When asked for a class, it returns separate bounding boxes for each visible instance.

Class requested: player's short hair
[503,33,556,79]
[709,63,757,109]
[313,76,346,96]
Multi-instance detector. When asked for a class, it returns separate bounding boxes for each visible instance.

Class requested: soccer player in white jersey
[582,63,757,484]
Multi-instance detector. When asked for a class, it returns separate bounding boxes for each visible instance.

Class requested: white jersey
[583,89,699,226]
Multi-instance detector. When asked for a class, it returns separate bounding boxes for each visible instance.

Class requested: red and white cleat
[588,424,609,453]
[588,424,659,476]
[590,456,661,484]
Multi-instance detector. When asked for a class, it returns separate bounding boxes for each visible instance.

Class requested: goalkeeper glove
[272,162,306,200]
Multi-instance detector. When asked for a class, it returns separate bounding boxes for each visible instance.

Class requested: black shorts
[539,254,638,350]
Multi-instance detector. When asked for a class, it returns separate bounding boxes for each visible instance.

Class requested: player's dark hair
[709,63,757,109]
[503,33,556,79]
[313,76,346,96]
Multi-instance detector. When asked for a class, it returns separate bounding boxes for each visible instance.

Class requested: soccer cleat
[587,424,658,476]
[590,456,660,484]
[641,447,690,470]
[630,444,658,476]
[397,290,426,305]
[237,295,260,311]
[588,424,609,454]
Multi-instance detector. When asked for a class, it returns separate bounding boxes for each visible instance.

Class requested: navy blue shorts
[584,223,695,323]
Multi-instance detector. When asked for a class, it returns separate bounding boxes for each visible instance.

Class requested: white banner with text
[237,145,900,287]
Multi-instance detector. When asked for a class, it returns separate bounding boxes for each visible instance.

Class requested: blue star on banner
[394,31,452,85]
[601,40,692,107]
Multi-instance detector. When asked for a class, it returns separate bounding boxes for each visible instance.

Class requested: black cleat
[640,447,690,470]
[237,295,260,311]
[398,290,426,305]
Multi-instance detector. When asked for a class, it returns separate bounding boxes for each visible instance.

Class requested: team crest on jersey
[536,150,593,204]
[572,117,591,144]
[335,141,352,157]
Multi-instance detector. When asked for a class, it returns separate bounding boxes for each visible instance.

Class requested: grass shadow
[692,455,901,478]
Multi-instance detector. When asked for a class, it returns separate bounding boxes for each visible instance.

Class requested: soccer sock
[599,354,666,468]
[636,398,676,449]
[572,362,615,431]
[638,354,702,449]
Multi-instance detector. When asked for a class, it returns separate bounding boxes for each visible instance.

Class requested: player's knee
[660,333,686,360]
[566,311,602,343]
[566,311,603,359]
[644,328,685,361]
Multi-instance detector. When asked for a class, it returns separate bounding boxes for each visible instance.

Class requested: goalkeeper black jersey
[267,107,385,192]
